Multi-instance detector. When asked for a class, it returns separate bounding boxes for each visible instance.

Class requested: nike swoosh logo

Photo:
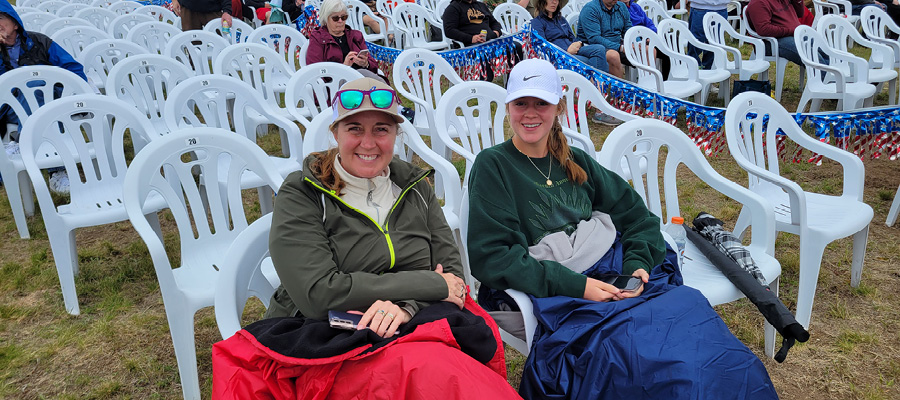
[523,75,540,81]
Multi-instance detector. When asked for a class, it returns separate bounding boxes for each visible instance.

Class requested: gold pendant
[546,179,553,186]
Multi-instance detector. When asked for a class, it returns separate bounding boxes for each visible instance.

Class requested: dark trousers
[180,7,223,31]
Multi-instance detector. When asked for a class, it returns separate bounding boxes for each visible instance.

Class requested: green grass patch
[836,330,877,353]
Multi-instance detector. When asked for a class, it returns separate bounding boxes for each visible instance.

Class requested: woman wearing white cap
[225,77,521,399]
[465,59,778,399]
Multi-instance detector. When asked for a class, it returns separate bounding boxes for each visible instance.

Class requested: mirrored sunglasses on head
[334,89,397,110]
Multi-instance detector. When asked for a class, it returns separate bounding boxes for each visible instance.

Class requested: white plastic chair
[74,6,118,32]
[433,81,507,185]
[393,3,449,51]
[19,11,56,32]
[861,7,900,70]
[133,4,180,26]
[623,26,702,101]
[55,3,91,17]
[164,75,303,214]
[91,0,122,7]
[77,39,147,94]
[557,70,632,153]
[597,117,781,356]
[212,43,294,122]
[638,0,674,27]
[566,10,579,33]
[107,0,142,15]
[106,54,194,138]
[32,0,66,14]
[818,15,897,105]
[11,6,40,15]
[107,13,155,39]
[19,94,160,316]
[727,0,744,44]
[247,23,308,72]
[126,21,182,55]
[346,0,389,45]
[743,6,804,102]
[393,48,464,157]
[493,3,532,35]
[724,92,873,330]
[203,16,253,45]
[214,213,280,339]
[50,25,112,60]
[376,0,401,46]
[123,128,284,400]
[887,185,900,227]
[658,19,731,105]
[0,66,93,239]
[165,30,230,76]
[794,26,876,112]
[811,0,840,28]
[298,39,310,68]
[284,62,363,124]
[40,16,93,35]
[703,12,769,81]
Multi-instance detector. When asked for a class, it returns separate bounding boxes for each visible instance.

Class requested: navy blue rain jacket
[531,12,577,51]
[519,239,780,400]
[0,0,86,78]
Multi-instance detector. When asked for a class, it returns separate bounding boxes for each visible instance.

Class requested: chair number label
[141,60,148,65]
[187,138,197,145]
[320,69,327,73]
[201,80,209,86]
[635,130,642,137]
[75,101,85,108]
[32,71,39,76]
[109,43,115,47]
[470,88,476,94]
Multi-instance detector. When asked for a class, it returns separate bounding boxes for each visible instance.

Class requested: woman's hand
[343,51,358,66]
[618,268,649,299]
[171,0,181,16]
[567,41,582,55]
[436,264,465,309]
[356,300,411,338]
[354,52,369,67]
[583,277,622,302]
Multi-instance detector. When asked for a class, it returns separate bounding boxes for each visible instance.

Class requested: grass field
[2,3,900,397]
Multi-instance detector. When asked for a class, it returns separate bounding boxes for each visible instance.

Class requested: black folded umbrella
[685,212,810,363]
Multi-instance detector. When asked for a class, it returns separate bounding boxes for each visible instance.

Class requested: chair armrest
[830,0,852,15]
[659,46,700,81]
[505,288,537,350]
[729,148,808,227]
[827,47,870,83]
[690,39,728,69]
[781,128,867,199]
[562,126,597,158]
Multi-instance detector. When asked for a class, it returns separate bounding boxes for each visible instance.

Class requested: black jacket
[442,0,503,46]
[180,0,232,14]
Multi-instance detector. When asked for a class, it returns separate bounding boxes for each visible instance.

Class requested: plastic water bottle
[221,19,231,35]
[665,216,686,267]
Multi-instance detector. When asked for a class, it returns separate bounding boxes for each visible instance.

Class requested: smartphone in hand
[328,310,362,330]
[357,49,369,58]
[598,274,643,292]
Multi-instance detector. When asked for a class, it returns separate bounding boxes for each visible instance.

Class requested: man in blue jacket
[0,0,86,192]
[576,0,631,79]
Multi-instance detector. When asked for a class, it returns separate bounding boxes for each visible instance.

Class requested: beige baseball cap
[330,77,404,129]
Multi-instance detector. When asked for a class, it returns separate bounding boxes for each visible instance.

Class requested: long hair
[310,148,346,195]
[536,0,551,16]
[547,103,587,184]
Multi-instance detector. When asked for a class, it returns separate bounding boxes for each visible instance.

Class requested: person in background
[687,0,729,70]
[745,0,806,66]
[622,0,669,79]
[0,0,86,193]
[443,0,516,81]
[532,0,608,71]
[172,0,233,31]
[577,0,631,79]
[306,0,381,78]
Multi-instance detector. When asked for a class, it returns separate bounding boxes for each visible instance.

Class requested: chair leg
[48,228,81,315]
[164,305,202,400]
[764,276,779,358]
[795,238,827,330]
[889,78,898,105]
[775,58,788,102]
[796,92,811,113]
[257,186,274,215]
[5,168,31,239]
[850,225,869,288]
[887,184,900,227]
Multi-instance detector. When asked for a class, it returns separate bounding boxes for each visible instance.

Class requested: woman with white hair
[306,0,380,78]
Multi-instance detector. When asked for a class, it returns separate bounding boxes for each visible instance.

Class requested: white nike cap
[505,58,563,105]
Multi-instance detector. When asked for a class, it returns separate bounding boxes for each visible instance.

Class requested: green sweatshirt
[467,140,665,299]
[265,154,463,320]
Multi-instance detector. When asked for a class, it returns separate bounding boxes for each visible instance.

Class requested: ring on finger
[376,309,386,315]
[386,312,395,319]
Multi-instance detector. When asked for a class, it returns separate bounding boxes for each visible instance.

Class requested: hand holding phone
[597,274,643,292]
[357,49,369,58]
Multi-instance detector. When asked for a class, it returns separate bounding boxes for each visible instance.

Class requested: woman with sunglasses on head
[212,77,520,398]
[465,59,778,399]
[306,0,381,79]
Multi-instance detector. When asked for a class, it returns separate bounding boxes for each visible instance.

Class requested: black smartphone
[328,310,362,330]
[598,274,643,292]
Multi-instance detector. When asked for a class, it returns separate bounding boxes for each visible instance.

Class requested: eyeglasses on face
[333,89,397,110]
[331,14,349,22]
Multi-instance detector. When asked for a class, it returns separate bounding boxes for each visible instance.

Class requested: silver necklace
[525,154,553,186]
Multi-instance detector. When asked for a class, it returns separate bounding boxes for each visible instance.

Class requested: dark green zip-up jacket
[265,154,463,321]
